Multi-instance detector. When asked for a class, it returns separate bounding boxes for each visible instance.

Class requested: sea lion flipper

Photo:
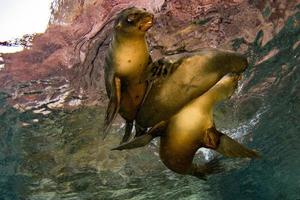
[139,56,154,106]
[103,77,121,139]
[134,122,147,137]
[112,133,154,150]
[216,134,260,159]
[120,121,133,144]
[203,127,260,158]
[112,121,167,150]
[203,126,260,158]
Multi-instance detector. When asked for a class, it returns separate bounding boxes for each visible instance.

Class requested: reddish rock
[0,0,298,111]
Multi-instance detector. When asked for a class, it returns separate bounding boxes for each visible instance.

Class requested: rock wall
[0,0,298,111]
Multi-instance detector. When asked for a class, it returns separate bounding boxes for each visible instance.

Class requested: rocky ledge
[0,0,298,113]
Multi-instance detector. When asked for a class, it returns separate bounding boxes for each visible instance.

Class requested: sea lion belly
[160,131,198,174]
[119,83,147,120]
[113,39,149,81]
[159,101,211,174]
[159,74,240,175]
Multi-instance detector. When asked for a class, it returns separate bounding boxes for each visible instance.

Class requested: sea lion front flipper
[112,121,167,150]
[204,127,260,159]
[103,77,121,139]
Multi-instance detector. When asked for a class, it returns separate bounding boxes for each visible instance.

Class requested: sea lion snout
[226,73,242,81]
[215,73,241,97]
[138,14,154,31]
[224,53,248,73]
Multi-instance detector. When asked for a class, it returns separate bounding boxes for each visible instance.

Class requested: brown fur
[159,74,240,176]
[103,7,153,136]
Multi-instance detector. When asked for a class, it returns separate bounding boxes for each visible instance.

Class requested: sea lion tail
[216,134,260,159]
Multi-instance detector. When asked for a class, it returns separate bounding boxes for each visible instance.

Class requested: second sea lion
[135,49,248,128]
[113,74,259,178]
[159,74,259,177]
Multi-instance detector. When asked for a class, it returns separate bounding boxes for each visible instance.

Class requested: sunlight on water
[0,0,52,53]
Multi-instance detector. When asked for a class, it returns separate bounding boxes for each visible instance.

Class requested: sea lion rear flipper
[216,134,260,158]
[120,121,133,144]
[112,121,167,150]
[134,122,147,137]
[103,77,121,139]
[112,133,154,150]
[204,127,260,159]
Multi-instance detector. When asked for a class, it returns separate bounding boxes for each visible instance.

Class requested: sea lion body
[114,74,259,178]
[159,74,241,175]
[103,7,153,136]
[107,33,149,120]
[136,49,248,128]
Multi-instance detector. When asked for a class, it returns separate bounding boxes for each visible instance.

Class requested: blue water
[0,8,299,200]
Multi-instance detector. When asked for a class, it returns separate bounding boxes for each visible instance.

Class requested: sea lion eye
[127,14,136,23]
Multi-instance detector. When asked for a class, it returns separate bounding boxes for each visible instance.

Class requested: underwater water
[1,7,300,200]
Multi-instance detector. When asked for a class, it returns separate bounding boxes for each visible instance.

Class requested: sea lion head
[213,73,241,98]
[114,7,154,35]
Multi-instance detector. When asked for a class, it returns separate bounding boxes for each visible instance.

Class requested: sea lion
[135,49,248,128]
[103,7,154,140]
[113,74,259,178]
[115,49,248,143]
